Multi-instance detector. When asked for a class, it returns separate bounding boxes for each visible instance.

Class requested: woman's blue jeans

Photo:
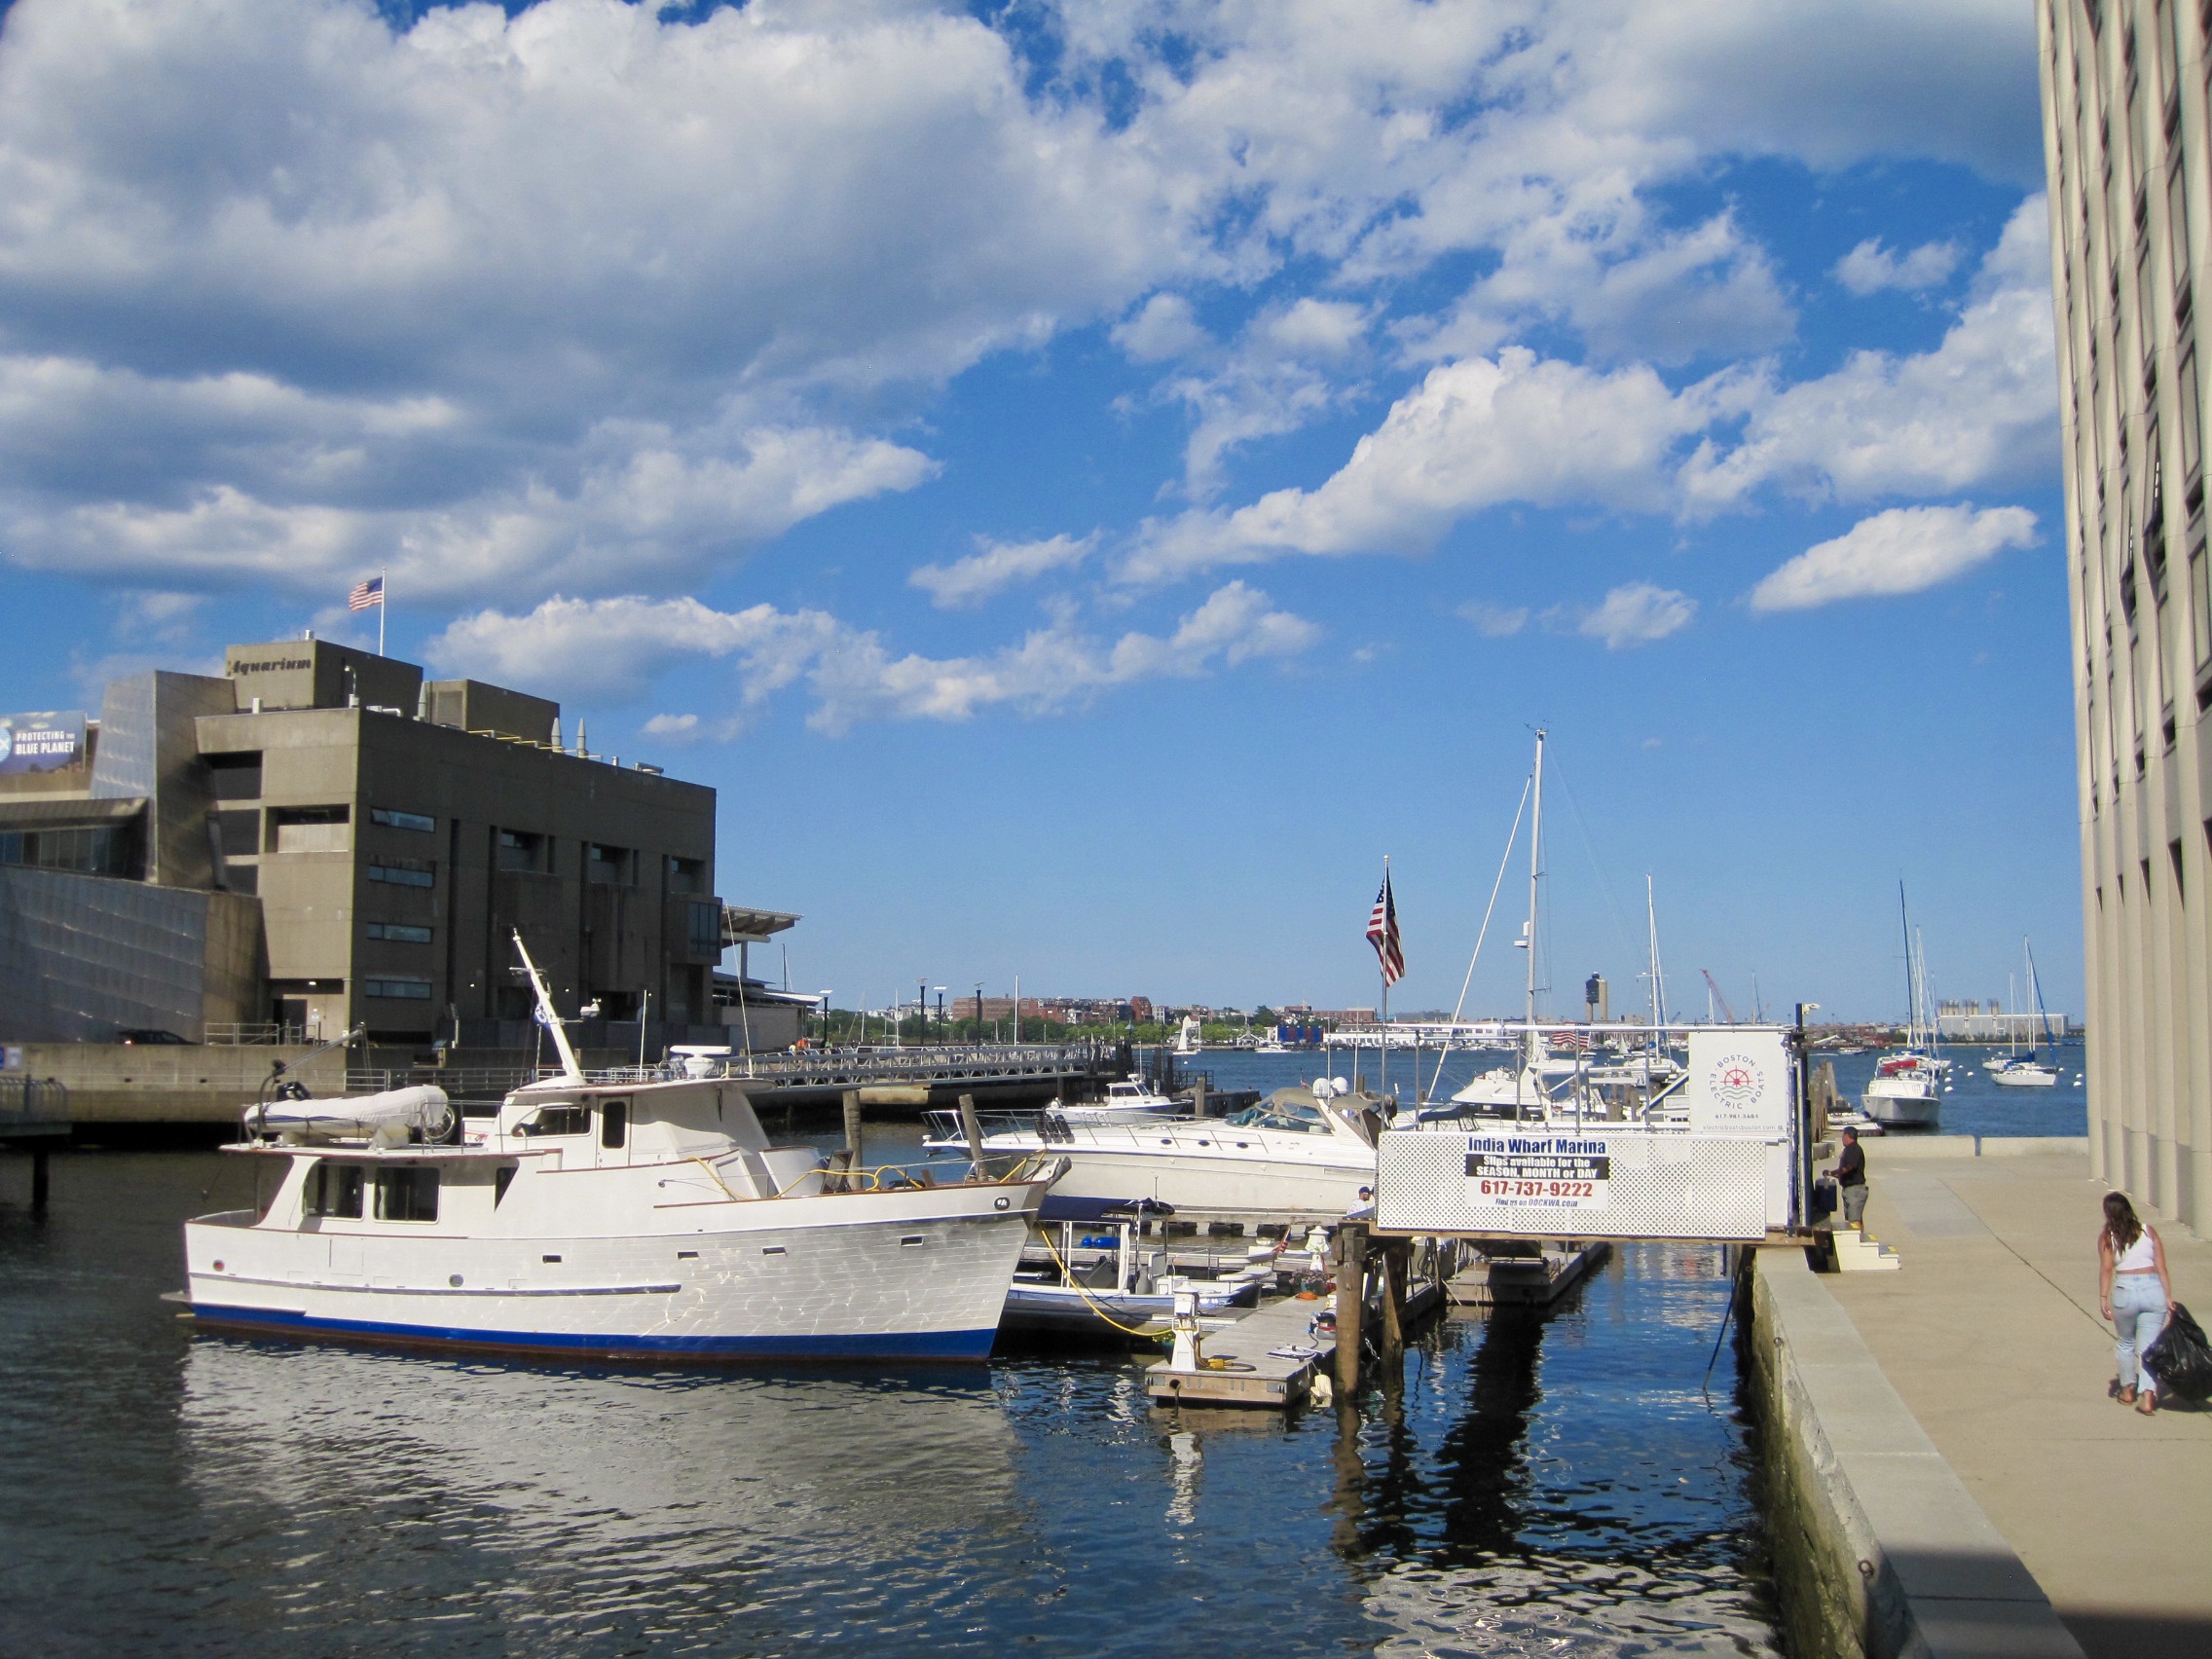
[2112,1273,2168,1390]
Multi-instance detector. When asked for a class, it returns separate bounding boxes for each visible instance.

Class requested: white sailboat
[1991,939,2060,1088]
[180,934,1058,1360]
[1864,887,1941,1128]
[1168,1014,1203,1056]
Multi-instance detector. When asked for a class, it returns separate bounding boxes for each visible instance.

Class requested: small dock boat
[1002,1220,1260,1340]
[179,935,1058,1362]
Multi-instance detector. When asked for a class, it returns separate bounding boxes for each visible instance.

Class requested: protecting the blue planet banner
[0,711,86,775]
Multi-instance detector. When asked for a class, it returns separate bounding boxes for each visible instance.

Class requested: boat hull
[184,1184,1045,1363]
[1010,1144,1370,1217]
[1991,1069,2059,1088]
[1862,1078,1940,1127]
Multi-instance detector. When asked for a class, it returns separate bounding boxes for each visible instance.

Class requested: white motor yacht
[928,1080,1383,1220]
[179,937,1057,1362]
[1047,1074,1183,1125]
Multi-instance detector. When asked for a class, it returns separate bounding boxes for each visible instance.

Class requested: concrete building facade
[2040,0,2212,1228]
[0,638,772,1050]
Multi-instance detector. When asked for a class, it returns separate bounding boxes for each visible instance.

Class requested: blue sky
[0,0,2079,1023]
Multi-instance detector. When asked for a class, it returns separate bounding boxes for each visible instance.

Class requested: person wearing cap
[1347,1186,1376,1220]
[1826,1127,1868,1231]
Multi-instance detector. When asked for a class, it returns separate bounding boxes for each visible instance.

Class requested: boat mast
[1523,728,1547,1066]
[1645,874,1666,1053]
[1897,882,1915,1049]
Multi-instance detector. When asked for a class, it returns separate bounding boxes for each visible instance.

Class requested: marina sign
[1377,1124,1786,1239]
[1685,1029,1789,1136]
[1464,1135,1612,1211]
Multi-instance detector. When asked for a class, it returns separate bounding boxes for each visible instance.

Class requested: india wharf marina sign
[1464,1135,1613,1210]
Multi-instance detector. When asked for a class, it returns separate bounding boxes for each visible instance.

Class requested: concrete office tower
[2040,0,2211,1227]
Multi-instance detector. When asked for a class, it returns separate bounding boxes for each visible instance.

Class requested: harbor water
[1,1146,1780,1658]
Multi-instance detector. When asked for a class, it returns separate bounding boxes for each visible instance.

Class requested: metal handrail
[206,1022,308,1046]
[0,1075,67,1124]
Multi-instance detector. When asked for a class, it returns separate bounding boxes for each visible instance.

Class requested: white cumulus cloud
[1833,238,1964,294]
[1577,582,1697,647]
[908,534,1094,608]
[1749,503,2038,611]
[428,581,1318,733]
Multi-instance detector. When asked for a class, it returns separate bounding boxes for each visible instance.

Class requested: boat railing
[922,1107,1072,1146]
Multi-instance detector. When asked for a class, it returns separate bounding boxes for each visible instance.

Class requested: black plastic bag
[2145,1302,2212,1403]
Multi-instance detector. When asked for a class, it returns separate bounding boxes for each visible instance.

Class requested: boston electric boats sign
[1375,1029,1795,1240]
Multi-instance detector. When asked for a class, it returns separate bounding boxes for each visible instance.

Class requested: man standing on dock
[1827,1128,1868,1232]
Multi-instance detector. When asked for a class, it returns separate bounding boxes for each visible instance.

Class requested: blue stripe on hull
[190,1303,998,1361]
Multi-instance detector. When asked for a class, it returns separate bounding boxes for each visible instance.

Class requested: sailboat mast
[1898,882,1914,1046]
[1525,729,1547,1061]
[1646,874,1666,1051]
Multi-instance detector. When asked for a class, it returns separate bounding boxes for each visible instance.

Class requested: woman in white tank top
[2099,1192,2174,1414]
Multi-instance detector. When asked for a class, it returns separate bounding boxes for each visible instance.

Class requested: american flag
[1366,866,1404,987]
[348,575,384,612]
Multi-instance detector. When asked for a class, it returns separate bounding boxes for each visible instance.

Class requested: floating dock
[1145,1291,1336,1408]
[1445,1241,1611,1306]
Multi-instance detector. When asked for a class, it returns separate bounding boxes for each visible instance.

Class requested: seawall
[1746,1245,2085,1659]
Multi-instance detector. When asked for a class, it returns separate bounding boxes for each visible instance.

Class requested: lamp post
[975,981,984,1045]
[934,986,947,1045]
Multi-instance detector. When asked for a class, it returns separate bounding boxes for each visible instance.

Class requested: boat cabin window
[1224,1097,1329,1133]
[514,1104,592,1137]
[494,1165,516,1206]
[600,1099,629,1149]
[374,1165,440,1223]
[307,1162,365,1218]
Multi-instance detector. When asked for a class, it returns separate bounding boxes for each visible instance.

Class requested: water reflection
[1312,1245,1780,1657]
[181,1340,1022,1653]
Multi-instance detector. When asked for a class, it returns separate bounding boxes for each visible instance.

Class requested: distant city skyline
[0,0,2071,1024]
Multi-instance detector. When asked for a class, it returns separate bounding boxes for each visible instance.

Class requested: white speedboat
[929,1080,1383,1220]
[1862,1069,1940,1127]
[180,937,1056,1362]
[1048,1074,1183,1125]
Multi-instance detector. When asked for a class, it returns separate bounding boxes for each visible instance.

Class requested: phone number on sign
[1476,1179,1597,1199]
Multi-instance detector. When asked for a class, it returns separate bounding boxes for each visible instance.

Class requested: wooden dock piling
[1334,1221,1366,1397]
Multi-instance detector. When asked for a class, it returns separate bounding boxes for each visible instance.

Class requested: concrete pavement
[1825,1148,2212,1659]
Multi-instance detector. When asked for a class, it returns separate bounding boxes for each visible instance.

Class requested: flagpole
[1379,855,1389,1102]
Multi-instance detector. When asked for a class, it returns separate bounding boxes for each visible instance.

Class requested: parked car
[117,1028,192,1045]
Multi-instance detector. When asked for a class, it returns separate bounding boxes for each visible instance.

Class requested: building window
[688,900,720,962]
[364,921,433,944]
[369,807,435,833]
[497,829,548,873]
[366,860,434,889]
[364,976,433,1000]
[586,843,634,885]
[2192,537,2212,673]
[0,824,138,878]
[374,1166,439,1223]
[269,805,350,855]
[667,855,705,895]
[206,752,263,801]
[307,1162,365,1219]
[2181,349,2203,488]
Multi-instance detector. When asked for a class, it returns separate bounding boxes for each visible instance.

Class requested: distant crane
[1700,969,1738,1025]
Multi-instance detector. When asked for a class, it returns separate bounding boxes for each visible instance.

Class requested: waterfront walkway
[1830,1146,2211,1659]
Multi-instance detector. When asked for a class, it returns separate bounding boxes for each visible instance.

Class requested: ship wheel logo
[1709,1055,1763,1107]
